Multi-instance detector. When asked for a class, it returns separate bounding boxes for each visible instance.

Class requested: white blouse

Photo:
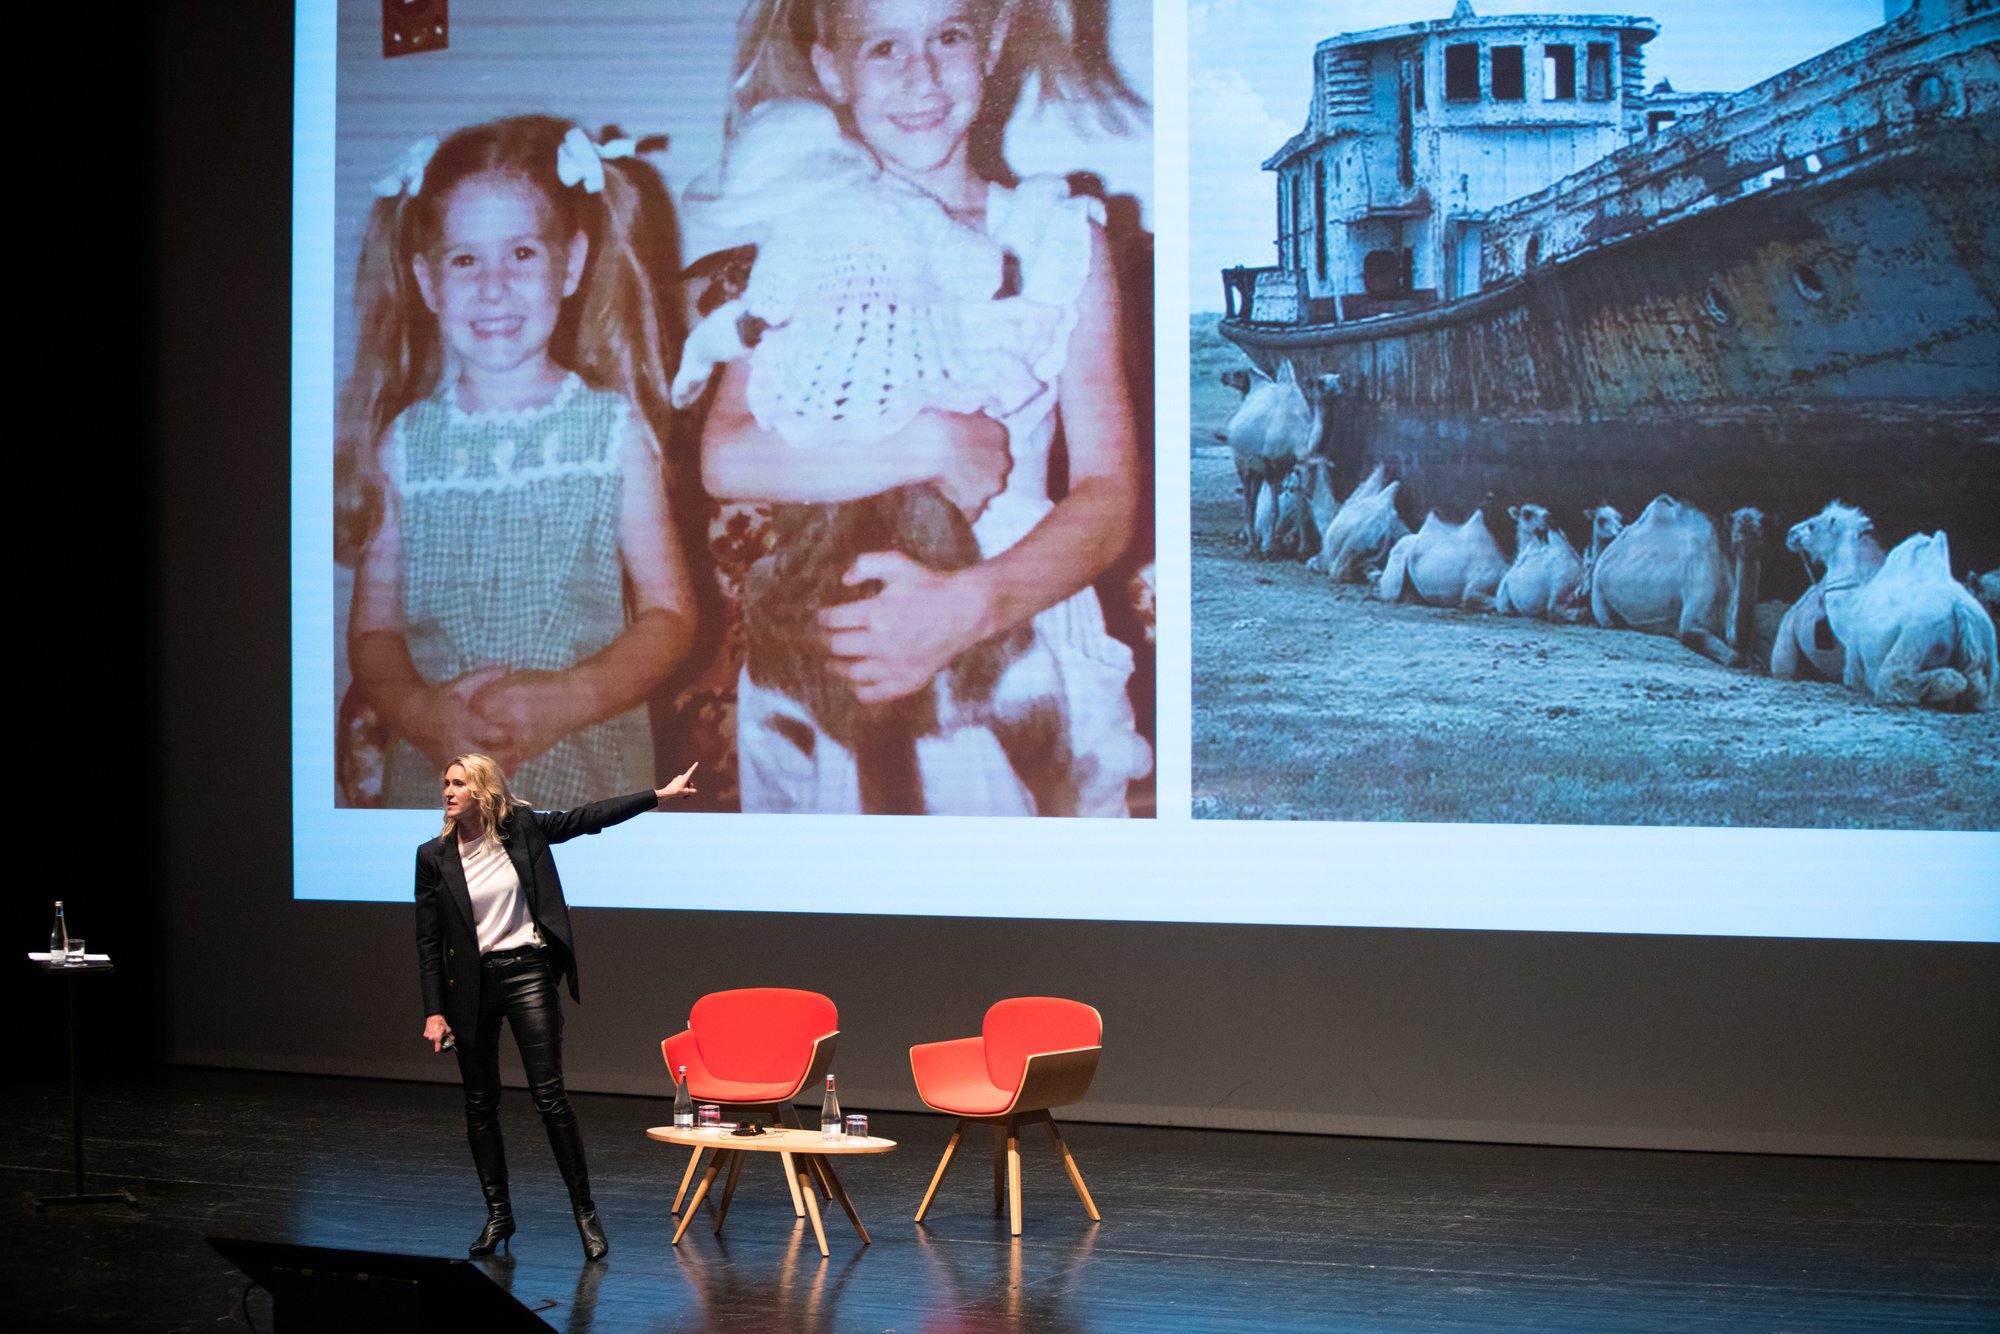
[459,833,541,955]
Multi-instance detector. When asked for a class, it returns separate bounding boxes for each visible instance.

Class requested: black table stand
[31,957,138,1209]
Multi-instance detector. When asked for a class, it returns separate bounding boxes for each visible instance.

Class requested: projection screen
[292,0,1999,939]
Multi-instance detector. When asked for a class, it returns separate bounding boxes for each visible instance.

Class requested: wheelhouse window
[1314,160,1327,280]
[1491,45,1525,101]
[1585,42,1614,100]
[1444,43,1480,101]
[1544,44,1576,100]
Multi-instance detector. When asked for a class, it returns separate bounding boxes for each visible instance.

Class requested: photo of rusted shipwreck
[1219,0,1999,573]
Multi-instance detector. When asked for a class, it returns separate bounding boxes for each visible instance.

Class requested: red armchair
[909,997,1103,1236]
[660,988,839,1217]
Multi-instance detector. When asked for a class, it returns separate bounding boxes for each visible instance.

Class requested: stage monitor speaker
[208,1236,553,1333]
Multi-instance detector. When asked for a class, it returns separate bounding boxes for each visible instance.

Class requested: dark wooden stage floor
[7,1069,1996,1332]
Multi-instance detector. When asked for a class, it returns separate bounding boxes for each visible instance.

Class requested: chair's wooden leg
[993,1125,1007,1214]
[796,1161,830,1257]
[816,1156,870,1245]
[1044,1116,1100,1221]
[713,1148,747,1233]
[914,1119,966,1222]
[778,1150,807,1217]
[1006,1120,1024,1237]
[673,1145,704,1214]
[674,1150,729,1245]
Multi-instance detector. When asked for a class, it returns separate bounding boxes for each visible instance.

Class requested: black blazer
[415,791,656,1040]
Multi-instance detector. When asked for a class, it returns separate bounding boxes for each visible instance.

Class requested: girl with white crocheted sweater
[699,0,1151,815]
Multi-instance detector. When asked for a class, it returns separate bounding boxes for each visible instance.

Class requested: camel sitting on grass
[1590,495,1764,667]
[1376,509,1507,611]
[1773,511,1883,682]
[1270,468,1319,561]
[1297,456,1340,539]
[1560,504,1624,620]
[1786,502,1996,710]
[1308,464,1409,583]
[1496,503,1585,620]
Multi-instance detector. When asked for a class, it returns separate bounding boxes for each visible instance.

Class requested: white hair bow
[372,135,439,198]
[556,128,637,194]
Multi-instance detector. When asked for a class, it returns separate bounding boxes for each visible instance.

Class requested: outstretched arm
[820,222,1139,702]
[700,359,1011,512]
[655,760,699,805]
[465,414,698,769]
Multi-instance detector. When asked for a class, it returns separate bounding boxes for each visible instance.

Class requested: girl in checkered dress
[338,116,696,809]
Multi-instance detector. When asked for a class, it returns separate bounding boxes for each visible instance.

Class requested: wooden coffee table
[647,1125,896,1257]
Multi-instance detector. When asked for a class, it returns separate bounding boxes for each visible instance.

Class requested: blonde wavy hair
[336,115,684,569]
[438,753,532,843]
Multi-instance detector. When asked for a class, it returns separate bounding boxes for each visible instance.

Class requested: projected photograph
[327,0,1156,818]
[1189,0,2000,828]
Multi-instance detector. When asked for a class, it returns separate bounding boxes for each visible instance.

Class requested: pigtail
[565,149,685,452]
[990,0,1147,130]
[728,0,821,132]
[336,193,442,568]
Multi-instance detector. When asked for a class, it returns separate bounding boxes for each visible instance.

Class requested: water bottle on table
[673,1064,694,1129]
[820,1074,842,1140]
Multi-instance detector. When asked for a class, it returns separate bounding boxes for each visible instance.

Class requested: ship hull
[1222,109,2000,578]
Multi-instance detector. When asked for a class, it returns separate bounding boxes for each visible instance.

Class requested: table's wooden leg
[780,1106,831,1200]
[713,1148,747,1234]
[795,1162,829,1257]
[1006,1122,1024,1236]
[815,1155,870,1245]
[1044,1116,1100,1221]
[778,1150,806,1216]
[673,1145,704,1214]
[674,1150,731,1245]
[914,1119,965,1222]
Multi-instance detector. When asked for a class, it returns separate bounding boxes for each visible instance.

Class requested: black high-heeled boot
[547,1118,608,1261]
[467,1124,516,1257]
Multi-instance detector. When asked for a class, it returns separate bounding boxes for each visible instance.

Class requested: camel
[1496,503,1585,620]
[1561,504,1624,620]
[1773,512,1883,682]
[1376,509,1507,611]
[1786,502,1997,710]
[1250,476,1279,558]
[1972,568,2000,618]
[1589,495,1764,667]
[1222,361,1338,548]
[1308,463,1409,583]
[1269,468,1319,561]
[1296,456,1340,545]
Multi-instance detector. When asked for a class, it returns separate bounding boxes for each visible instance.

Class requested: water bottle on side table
[673,1064,694,1129]
[820,1074,842,1140]
[49,901,67,961]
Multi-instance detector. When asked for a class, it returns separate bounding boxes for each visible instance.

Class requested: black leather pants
[455,948,592,1210]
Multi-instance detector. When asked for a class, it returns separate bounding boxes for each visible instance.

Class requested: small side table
[29,953,137,1210]
[647,1125,896,1257]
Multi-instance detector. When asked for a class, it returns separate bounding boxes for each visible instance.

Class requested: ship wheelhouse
[1227,3,1658,325]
